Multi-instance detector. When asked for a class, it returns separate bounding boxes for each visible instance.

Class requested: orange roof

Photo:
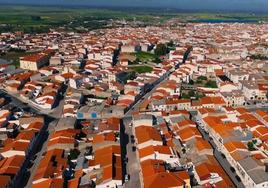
[32,178,64,188]
[195,138,212,151]
[48,137,74,146]
[93,145,121,182]
[214,69,225,76]
[235,107,249,114]
[246,119,264,128]
[21,53,47,62]
[0,155,25,175]
[107,117,120,127]
[0,175,10,188]
[135,126,162,144]
[256,110,268,118]
[211,96,226,105]
[68,178,80,188]
[144,172,185,188]
[255,126,268,136]
[224,141,247,153]
[102,166,113,181]
[1,140,30,153]
[195,163,211,181]
[238,113,257,121]
[177,119,196,128]
[93,132,116,144]
[178,127,202,142]
[16,130,36,141]
[139,145,172,158]
[141,159,165,178]
[198,108,217,115]
[33,149,67,181]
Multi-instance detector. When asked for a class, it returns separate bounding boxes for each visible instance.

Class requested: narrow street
[24,118,59,188]
[122,50,190,188]
[122,117,142,188]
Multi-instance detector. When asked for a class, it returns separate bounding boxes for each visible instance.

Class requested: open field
[135,52,157,62]
[130,65,153,73]
[1,6,268,33]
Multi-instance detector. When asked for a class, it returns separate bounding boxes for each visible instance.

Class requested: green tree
[188,90,195,97]
[167,40,176,50]
[205,80,218,88]
[153,57,162,64]
[247,141,255,151]
[155,43,168,56]
[181,93,189,99]
[68,149,80,161]
[189,79,194,85]
[197,76,207,81]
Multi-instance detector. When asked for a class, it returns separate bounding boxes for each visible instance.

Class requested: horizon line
[0,3,266,14]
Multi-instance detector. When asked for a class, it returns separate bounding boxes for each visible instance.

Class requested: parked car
[230,167,236,173]
[235,175,241,182]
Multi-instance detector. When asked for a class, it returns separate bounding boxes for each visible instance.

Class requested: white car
[125,174,129,182]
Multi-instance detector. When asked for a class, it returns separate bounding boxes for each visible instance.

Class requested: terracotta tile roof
[32,178,64,188]
[68,177,80,188]
[16,130,36,141]
[141,159,166,178]
[224,141,247,153]
[143,172,185,188]
[195,138,212,152]
[256,110,268,118]
[1,140,30,153]
[135,126,162,144]
[93,145,121,182]
[93,132,116,144]
[0,155,25,175]
[138,145,172,159]
[21,53,47,62]
[177,127,202,142]
[33,149,67,182]
[235,107,249,114]
[0,175,10,188]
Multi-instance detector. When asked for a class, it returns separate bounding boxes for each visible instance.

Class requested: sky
[0,0,268,12]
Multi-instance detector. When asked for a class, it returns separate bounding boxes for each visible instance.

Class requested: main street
[122,57,187,188]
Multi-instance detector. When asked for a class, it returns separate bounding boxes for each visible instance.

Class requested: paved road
[0,88,65,119]
[194,116,245,188]
[122,70,176,188]
[122,55,188,188]
[25,119,59,188]
[122,117,142,188]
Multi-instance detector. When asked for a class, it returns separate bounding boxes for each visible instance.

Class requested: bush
[247,141,255,151]
[205,80,218,88]
[68,149,80,161]
[188,90,195,97]
[197,76,207,81]
[153,57,162,64]
[189,79,194,85]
